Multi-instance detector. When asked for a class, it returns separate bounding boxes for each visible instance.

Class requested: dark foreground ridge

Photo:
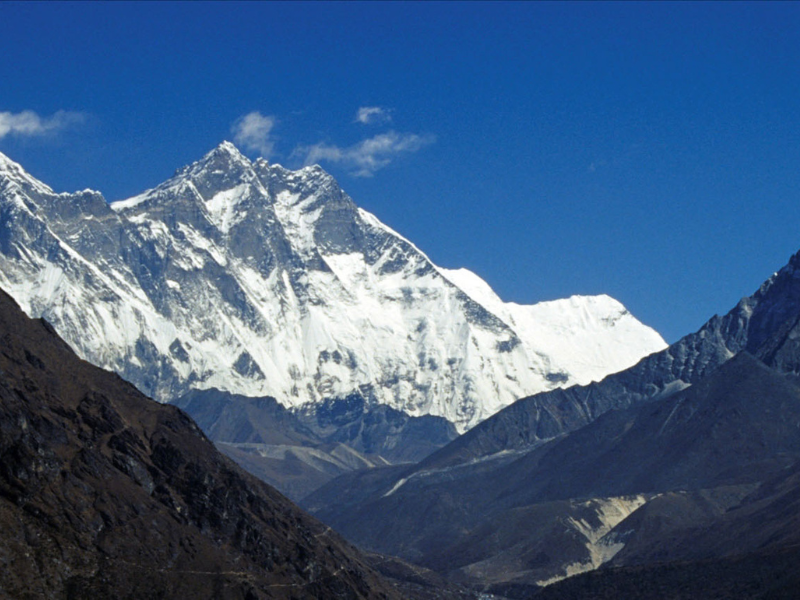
[0,286,408,599]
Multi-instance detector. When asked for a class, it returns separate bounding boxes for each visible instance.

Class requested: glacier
[0,143,666,431]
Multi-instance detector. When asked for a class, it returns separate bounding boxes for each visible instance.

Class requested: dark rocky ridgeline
[0,287,414,599]
[420,249,800,473]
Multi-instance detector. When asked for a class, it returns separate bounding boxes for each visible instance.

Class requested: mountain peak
[212,140,248,160]
[1,149,668,432]
[0,151,54,196]
[191,140,252,172]
[110,143,257,213]
[0,151,28,178]
[155,142,258,203]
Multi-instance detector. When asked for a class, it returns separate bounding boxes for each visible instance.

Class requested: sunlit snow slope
[0,143,666,431]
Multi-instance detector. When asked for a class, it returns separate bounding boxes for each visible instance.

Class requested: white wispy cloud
[355,106,392,125]
[231,111,277,157]
[297,131,436,177]
[0,110,85,139]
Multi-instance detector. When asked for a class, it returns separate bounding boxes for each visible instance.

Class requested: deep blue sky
[1,2,799,342]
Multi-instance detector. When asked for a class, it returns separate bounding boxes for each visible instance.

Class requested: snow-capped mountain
[0,143,666,431]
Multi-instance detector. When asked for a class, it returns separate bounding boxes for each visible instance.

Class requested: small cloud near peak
[0,110,85,139]
[296,130,435,178]
[231,111,277,157]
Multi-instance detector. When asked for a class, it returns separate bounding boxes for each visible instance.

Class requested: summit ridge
[0,143,666,431]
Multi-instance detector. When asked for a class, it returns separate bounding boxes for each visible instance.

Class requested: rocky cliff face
[0,144,665,432]
[0,286,409,599]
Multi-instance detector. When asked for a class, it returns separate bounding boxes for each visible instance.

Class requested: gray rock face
[0,144,665,431]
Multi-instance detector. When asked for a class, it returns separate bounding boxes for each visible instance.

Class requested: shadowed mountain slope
[419,249,800,472]
[305,353,800,564]
[535,462,800,600]
[173,389,456,500]
[0,286,412,599]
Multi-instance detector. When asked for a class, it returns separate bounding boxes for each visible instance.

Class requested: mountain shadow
[0,286,415,599]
